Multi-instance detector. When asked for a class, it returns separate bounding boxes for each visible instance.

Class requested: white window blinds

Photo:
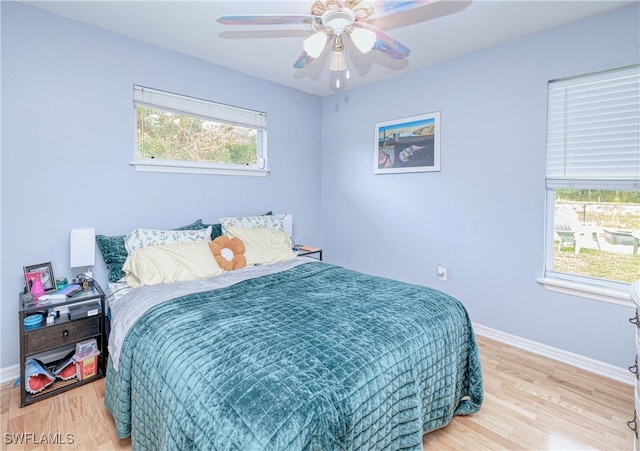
[133,85,266,130]
[546,65,640,189]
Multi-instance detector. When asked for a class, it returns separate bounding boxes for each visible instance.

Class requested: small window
[131,85,268,176]
[542,65,640,300]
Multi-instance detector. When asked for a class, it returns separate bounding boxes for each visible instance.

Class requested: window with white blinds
[546,65,640,189]
[541,65,640,302]
[133,86,267,130]
[131,85,268,176]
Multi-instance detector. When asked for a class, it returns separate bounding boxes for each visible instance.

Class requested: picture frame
[23,262,57,294]
[374,112,441,174]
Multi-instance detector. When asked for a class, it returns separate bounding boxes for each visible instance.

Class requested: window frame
[539,65,640,305]
[130,85,269,176]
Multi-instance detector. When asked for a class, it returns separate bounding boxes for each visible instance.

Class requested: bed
[100,217,483,450]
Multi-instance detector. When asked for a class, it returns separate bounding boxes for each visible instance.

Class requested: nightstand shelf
[294,246,322,261]
[18,281,106,407]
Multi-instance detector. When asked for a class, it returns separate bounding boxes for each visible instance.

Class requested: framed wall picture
[23,262,57,293]
[374,112,441,174]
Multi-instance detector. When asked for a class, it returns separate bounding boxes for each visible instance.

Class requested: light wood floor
[1,335,634,450]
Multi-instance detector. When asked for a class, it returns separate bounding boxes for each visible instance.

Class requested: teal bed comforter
[105,261,483,450]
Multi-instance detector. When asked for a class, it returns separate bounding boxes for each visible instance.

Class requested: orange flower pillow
[208,236,246,271]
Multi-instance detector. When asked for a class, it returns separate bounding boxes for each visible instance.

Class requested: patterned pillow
[125,226,212,255]
[219,214,283,236]
[97,219,206,283]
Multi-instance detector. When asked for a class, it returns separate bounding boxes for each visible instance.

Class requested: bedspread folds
[105,261,483,450]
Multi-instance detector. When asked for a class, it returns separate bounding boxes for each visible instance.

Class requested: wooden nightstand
[18,281,106,407]
[295,246,322,261]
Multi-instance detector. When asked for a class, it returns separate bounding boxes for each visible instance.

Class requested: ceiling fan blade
[216,14,321,26]
[293,52,315,69]
[368,0,439,19]
[353,22,410,60]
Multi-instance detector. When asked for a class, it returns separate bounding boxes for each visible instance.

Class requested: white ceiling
[21,0,636,96]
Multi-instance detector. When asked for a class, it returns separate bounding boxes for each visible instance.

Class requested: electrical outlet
[437,264,447,281]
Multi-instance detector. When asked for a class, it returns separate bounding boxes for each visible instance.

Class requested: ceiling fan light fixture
[303,31,329,58]
[329,35,346,72]
[321,9,356,35]
[220,0,427,79]
[348,27,376,54]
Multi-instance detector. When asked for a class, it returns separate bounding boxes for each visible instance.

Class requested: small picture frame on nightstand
[23,262,57,294]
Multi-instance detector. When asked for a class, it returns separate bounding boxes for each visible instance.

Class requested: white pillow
[123,241,223,287]
[219,215,283,236]
[225,226,294,266]
[125,226,212,255]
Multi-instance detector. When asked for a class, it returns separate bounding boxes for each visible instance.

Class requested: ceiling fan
[217,1,438,83]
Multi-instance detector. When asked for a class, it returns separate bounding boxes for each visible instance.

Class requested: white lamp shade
[303,31,328,58]
[349,27,376,54]
[70,227,96,268]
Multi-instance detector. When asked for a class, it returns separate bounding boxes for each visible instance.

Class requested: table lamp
[70,227,96,285]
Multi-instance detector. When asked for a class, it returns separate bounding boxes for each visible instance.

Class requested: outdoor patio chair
[555,221,577,251]
[555,208,601,255]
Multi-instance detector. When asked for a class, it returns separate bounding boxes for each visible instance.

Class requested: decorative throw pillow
[125,225,212,255]
[208,236,247,271]
[96,234,128,282]
[97,219,207,282]
[225,226,294,266]
[219,214,283,236]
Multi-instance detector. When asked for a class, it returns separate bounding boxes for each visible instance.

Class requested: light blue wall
[320,4,640,368]
[2,1,638,373]
[0,2,322,369]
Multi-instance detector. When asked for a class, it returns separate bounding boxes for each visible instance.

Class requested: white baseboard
[0,364,19,385]
[474,323,634,385]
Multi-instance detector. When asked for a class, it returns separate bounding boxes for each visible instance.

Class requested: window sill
[130,160,269,176]
[537,277,632,307]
